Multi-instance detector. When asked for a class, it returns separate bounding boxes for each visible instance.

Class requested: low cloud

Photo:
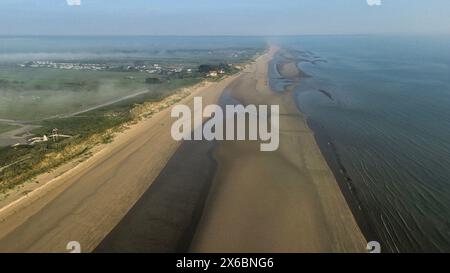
[66,0,81,6]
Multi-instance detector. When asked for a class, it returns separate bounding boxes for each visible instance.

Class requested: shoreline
[269,49,378,247]
[271,50,377,245]
[190,47,367,252]
[306,118,378,246]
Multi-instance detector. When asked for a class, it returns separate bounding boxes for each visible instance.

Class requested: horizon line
[1,33,448,37]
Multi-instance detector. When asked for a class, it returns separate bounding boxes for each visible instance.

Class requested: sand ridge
[190,47,367,252]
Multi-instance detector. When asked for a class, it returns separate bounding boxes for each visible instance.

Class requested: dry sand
[0,75,238,252]
[190,47,367,252]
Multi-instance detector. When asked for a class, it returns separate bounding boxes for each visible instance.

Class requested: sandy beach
[190,47,367,252]
[0,47,367,253]
[0,74,238,252]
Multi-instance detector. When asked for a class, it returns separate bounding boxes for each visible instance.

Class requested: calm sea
[271,35,450,252]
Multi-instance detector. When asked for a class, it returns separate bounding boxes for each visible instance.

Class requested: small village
[19,60,243,80]
[19,60,190,75]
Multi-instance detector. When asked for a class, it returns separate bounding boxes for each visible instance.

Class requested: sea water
[271,35,450,252]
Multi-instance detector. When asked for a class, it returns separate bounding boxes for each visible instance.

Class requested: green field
[0,123,20,134]
[0,67,159,121]
[0,76,202,191]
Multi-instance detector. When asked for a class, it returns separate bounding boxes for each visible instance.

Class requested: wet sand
[190,47,367,252]
[95,140,217,253]
[276,61,310,80]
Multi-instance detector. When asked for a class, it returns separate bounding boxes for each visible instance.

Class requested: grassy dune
[0,78,200,192]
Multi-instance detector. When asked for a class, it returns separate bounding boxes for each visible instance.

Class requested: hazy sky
[1,0,450,35]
